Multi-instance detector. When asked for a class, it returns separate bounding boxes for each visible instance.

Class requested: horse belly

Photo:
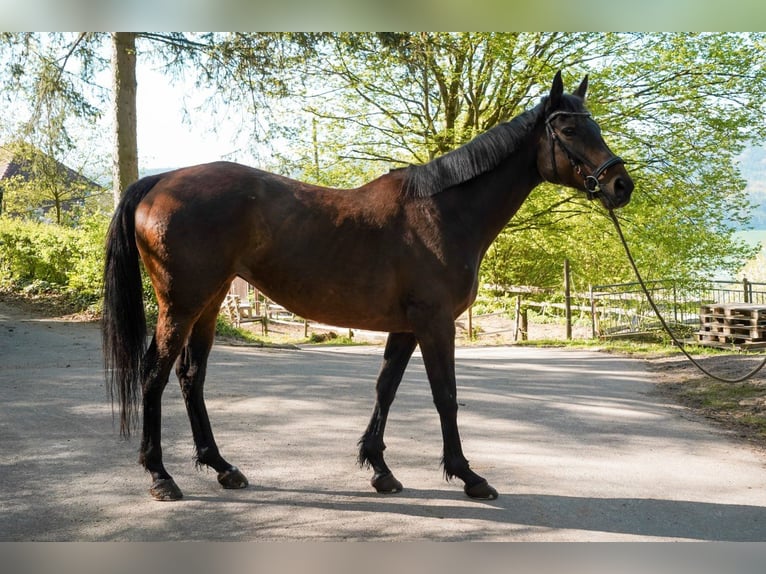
[241,245,410,333]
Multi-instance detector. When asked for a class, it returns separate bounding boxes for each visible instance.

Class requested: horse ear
[549,71,564,108]
[575,75,589,99]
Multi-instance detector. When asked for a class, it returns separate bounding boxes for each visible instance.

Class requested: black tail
[102,175,163,436]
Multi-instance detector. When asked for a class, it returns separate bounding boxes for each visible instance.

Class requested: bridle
[545,110,624,201]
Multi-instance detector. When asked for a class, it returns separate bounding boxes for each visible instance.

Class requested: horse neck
[438,142,543,257]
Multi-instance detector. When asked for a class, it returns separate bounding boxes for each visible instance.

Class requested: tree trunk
[111,32,138,206]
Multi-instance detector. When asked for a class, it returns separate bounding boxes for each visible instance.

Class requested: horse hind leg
[358,332,417,494]
[176,296,248,491]
[139,313,190,501]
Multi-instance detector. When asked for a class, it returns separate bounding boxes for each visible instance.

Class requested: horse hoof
[464,480,498,500]
[150,478,183,501]
[371,471,403,494]
[218,466,249,489]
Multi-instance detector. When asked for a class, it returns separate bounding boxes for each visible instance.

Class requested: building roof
[0,144,103,191]
[0,148,21,180]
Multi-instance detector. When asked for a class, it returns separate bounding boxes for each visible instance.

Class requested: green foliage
[214,314,266,343]
[0,141,107,224]
[0,214,107,306]
[65,214,109,302]
[3,32,765,309]
[261,33,766,291]
[1,33,109,222]
[1,218,74,286]
[273,33,595,180]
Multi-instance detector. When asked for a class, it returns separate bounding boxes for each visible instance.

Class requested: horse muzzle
[583,156,634,209]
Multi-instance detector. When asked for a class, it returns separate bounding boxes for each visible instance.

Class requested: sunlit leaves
[2,32,765,291]
[284,33,765,287]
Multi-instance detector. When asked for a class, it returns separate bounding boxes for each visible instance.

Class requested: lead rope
[608,209,766,383]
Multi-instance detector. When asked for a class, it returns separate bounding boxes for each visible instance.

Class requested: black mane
[401,101,546,199]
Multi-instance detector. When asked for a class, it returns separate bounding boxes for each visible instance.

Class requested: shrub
[0,214,109,306]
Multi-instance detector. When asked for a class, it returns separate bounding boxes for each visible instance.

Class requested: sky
[134,65,259,171]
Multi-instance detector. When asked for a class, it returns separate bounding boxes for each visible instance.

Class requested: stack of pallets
[697,303,766,349]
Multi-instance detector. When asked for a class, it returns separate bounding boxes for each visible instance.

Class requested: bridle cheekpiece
[545,110,624,201]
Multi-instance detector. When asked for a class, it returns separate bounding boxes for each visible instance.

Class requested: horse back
[132,162,449,330]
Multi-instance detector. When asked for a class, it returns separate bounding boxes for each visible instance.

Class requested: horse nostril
[607,176,634,209]
[614,176,634,195]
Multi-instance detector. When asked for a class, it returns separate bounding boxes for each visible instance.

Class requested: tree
[2,32,317,207]
[2,32,764,292]
[111,32,137,205]
[0,33,108,222]
[584,33,765,283]
[0,141,103,224]
[275,33,766,288]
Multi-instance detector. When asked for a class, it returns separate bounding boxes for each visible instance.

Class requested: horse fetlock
[357,436,386,466]
[195,445,222,467]
[441,453,471,480]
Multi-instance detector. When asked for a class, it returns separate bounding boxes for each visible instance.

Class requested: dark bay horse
[103,72,633,501]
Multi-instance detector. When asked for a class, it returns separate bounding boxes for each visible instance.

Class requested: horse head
[537,71,634,210]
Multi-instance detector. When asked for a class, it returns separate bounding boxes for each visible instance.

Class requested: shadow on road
[3,307,766,541]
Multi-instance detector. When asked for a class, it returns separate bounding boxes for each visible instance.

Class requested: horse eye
[562,127,576,137]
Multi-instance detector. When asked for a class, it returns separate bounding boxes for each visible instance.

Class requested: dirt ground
[646,353,766,451]
[5,290,766,455]
[249,301,766,454]
[6,292,766,542]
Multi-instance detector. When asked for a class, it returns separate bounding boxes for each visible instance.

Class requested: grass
[667,379,766,440]
[512,334,742,358]
[215,316,270,345]
[215,316,369,347]
[680,382,763,409]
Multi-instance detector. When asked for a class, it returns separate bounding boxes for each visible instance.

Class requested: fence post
[520,306,528,341]
[744,276,752,303]
[589,285,597,339]
[564,259,572,340]
[468,305,474,341]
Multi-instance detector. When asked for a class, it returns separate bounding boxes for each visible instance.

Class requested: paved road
[2,301,766,541]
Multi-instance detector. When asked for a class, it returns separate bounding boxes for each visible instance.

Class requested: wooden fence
[223,275,766,342]
[467,276,766,342]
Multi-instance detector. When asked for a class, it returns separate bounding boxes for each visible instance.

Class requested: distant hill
[740,146,766,229]
[139,167,177,178]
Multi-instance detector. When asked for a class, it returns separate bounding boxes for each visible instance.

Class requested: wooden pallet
[697,303,766,347]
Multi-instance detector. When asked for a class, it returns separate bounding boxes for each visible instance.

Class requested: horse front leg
[414,313,499,500]
[358,332,417,494]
